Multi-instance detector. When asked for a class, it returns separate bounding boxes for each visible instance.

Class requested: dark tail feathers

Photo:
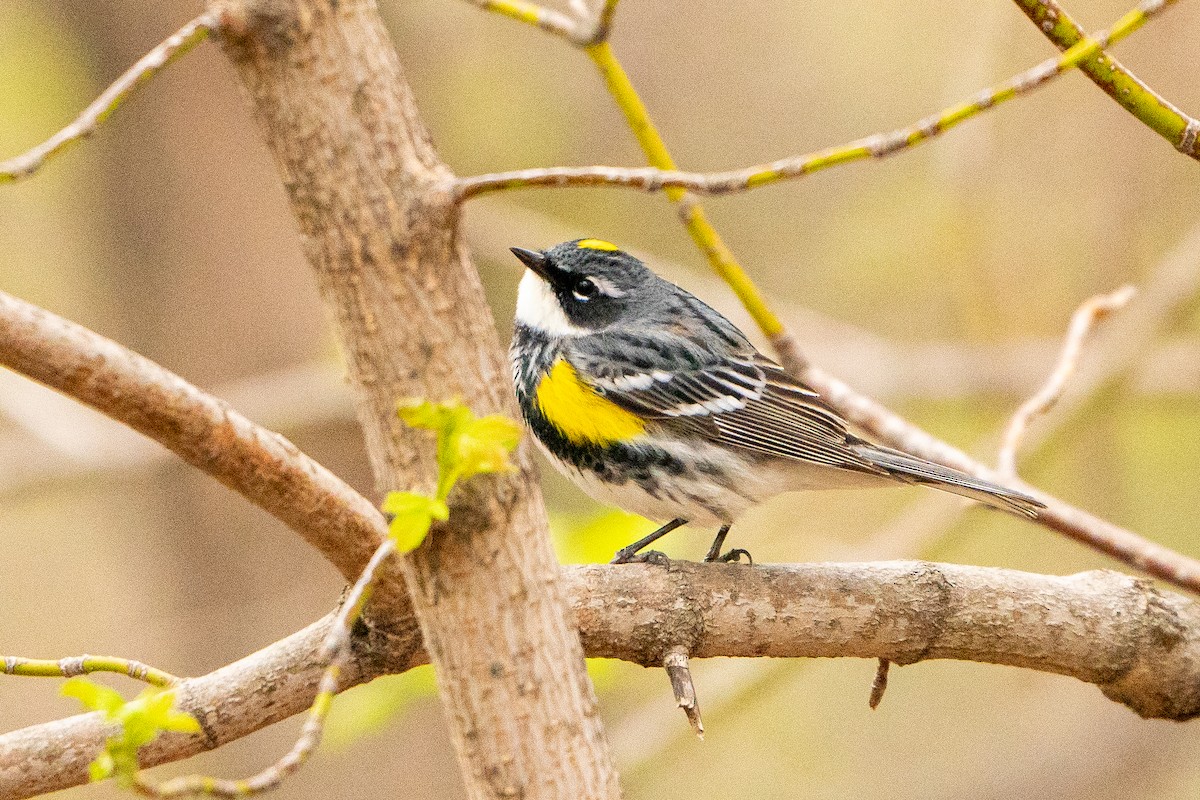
[853,443,1044,519]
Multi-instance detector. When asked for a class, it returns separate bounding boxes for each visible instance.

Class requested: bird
[508,238,1043,564]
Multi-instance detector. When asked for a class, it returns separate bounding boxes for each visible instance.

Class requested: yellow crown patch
[576,238,619,252]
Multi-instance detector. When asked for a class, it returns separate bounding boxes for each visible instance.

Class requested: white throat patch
[515,271,587,336]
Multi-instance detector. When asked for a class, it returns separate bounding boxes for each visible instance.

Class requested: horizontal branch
[795,216,1200,595]
[1013,0,1200,158]
[0,12,216,183]
[454,0,1179,200]
[3,560,1198,799]
[1,655,178,688]
[0,291,401,606]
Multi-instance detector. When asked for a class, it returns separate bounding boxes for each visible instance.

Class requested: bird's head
[510,239,658,334]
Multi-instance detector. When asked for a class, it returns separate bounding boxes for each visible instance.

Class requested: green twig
[1012,0,1199,158]
[456,0,1183,199]
[3,655,178,687]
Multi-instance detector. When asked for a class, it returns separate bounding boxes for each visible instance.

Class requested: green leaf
[381,491,449,552]
[62,680,200,786]
[61,677,126,716]
[88,751,115,783]
[162,710,203,734]
[396,398,521,501]
[453,414,522,486]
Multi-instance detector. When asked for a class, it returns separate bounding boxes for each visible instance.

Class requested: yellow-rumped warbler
[509,239,1043,564]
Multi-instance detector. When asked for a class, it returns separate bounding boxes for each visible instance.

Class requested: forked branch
[456,0,1182,200]
[1013,0,1200,157]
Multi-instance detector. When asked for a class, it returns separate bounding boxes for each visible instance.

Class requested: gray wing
[565,329,1044,517]
[564,330,879,472]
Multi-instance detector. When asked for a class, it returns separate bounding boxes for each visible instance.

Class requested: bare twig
[454,0,1180,200]
[1013,0,1200,158]
[999,285,1138,476]
[132,539,397,797]
[6,560,1200,799]
[582,0,620,45]
[802,215,1200,595]
[662,647,703,738]
[0,290,399,605]
[0,12,217,183]
[459,0,580,41]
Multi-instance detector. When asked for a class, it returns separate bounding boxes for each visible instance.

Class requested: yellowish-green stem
[585,41,786,338]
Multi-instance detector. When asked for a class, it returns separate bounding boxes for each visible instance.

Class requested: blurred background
[2,0,1200,797]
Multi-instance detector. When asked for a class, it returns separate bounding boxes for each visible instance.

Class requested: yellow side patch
[536,359,645,445]
[576,238,619,252]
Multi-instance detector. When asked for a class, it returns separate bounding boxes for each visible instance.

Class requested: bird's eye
[572,277,599,301]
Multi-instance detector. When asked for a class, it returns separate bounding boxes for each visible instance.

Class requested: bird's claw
[610,548,671,566]
[717,548,752,564]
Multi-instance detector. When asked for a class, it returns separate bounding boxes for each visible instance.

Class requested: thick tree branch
[0,290,403,606]
[4,561,1199,799]
[0,13,217,183]
[1013,0,1200,158]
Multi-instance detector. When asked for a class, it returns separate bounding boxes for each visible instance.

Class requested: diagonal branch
[0,12,217,183]
[1013,0,1200,158]
[4,560,1199,799]
[0,290,402,606]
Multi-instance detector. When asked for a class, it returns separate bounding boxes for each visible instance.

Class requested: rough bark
[206,1,619,797]
[4,561,1199,800]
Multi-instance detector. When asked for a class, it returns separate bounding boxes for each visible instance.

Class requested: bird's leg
[703,525,731,562]
[611,518,688,564]
[704,524,753,564]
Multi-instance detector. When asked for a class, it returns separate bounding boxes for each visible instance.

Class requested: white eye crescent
[572,277,599,301]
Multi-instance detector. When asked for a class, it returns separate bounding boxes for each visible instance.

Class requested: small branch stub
[868,658,891,710]
[663,647,703,738]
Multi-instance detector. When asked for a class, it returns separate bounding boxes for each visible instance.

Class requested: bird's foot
[714,548,752,564]
[610,548,671,566]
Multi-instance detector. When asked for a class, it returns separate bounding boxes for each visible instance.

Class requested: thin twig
[662,647,703,738]
[0,12,216,183]
[1,655,178,687]
[998,285,1137,476]
[455,0,1180,200]
[132,538,397,797]
[582,0,621,45]
[1012,0,1200,158]
[459,0,581,41]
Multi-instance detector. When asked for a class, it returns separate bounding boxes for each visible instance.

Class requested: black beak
[510,247,550,279]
